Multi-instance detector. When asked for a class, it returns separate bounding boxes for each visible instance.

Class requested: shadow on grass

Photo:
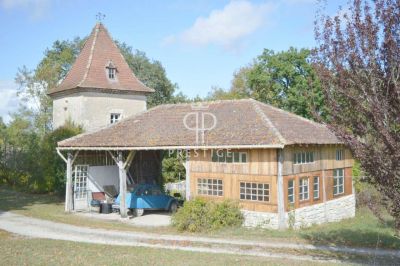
[0,185,63,213]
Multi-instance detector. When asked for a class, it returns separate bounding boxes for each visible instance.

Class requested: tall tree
[117,42,179,107]
[248,47,325,119]
[207,48,325,119]
[314,0,400,231]
[15,38,181,137]
[15,38,83,135]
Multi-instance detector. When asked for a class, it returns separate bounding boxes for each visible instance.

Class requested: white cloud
[0,0,51,19]
[0,80,19,123]
[165,0,275,49]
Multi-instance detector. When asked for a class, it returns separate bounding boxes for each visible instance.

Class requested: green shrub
[171,198,243,232]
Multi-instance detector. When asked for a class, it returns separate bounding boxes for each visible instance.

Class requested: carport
[56,148,170,218]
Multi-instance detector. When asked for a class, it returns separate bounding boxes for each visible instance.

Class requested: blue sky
[0,0,346,122]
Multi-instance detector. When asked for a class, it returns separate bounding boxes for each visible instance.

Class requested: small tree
[41,122,82,194]
[314,0,400,231]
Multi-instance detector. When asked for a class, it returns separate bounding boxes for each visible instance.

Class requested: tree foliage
[15,38,84,135]
[162,151,186,183]
[3,34,185,194]
[314,0,400,230]
[207,48,325,120]
[117,42,179,107]
[41,123,82,194]
[248,47,325,119]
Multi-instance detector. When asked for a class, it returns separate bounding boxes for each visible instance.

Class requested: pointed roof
[48,23,154,96]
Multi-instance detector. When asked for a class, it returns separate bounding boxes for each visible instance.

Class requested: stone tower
[48,23,154,132]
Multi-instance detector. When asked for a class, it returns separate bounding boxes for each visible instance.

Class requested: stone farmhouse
[51,23,355,229]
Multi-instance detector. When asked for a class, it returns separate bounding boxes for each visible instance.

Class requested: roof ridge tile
[251,100,286,145]
[78,23,99,87]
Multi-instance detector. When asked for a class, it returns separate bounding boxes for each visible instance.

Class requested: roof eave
[57,144,286,151]
[47,86,154,98]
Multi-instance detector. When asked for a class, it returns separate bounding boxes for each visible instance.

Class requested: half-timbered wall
[282,145,353,175]
[188,146,354,213]
[189,149,278,212]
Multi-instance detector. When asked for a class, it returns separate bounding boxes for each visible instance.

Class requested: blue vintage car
[113,184,178,216]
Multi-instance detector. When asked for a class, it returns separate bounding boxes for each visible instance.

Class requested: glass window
[233,152,240,162]
[240,152,247,163]
[288,179,295,204]
[74,165,88,199]
[211,151,218,162]
[299,177,309,201]
[211,150,248,163]
[294,151,315,164]
[333,168,344,195]
[239,182,269,202]
[197,178,223,196]
[336,149,344,161]
[110,113,121,124]
[313,176,319,199]
[108,68,116,79]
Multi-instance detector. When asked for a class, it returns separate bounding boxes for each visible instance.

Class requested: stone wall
[242,194,356,229]
[52,91,147,132]
[242,210,279,229]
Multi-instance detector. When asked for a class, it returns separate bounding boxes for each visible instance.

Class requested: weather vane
[96,12,106,23]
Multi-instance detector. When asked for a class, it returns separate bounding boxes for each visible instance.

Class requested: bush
[171,198,243,232]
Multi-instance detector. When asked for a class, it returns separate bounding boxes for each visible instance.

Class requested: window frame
[211,150,248,163]
[197,178,223,197]
[74,165,89,200]
[336,149,344,161]
[333,168,345,196]
[313,176,320,199]
[299,177,309,201]
[293,151,315,165]
[108,67,116,79]
[239,182,270,202]
[288,179,295,204]
[110,113,121,124]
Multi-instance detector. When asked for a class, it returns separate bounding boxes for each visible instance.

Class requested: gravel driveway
[0,211,399,264]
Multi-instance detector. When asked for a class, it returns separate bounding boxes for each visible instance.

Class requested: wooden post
[65,152,73,212]
[184,150,190,201]
[118,151,128,218]
[320,146,328,222]
[277,149,286,229]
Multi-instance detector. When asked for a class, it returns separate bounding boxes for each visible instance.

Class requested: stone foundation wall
[242,194,356,229]
[242,210,279,229]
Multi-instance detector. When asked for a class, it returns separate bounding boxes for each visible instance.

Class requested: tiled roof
[48,23,154,96]
[58,99,340,149]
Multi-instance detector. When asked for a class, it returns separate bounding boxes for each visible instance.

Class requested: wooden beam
[71,150,80,164]
[65,152,73,212]
[277,149,286,229]
[123,151,136,170]
[107,150,118,164]
[56,148,68,163]
[184,150,190,201]
[118,151,128,218]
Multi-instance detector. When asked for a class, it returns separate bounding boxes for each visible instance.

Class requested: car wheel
[169,202,178,213]
[134,208,144,217]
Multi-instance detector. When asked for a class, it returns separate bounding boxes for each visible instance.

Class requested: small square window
[110,113,121,124]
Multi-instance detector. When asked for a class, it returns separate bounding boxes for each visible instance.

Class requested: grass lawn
[1,230,330,266]
[0,186,399,250]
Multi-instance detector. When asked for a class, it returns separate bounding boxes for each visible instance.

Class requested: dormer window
[106,61,117,80]
[108,68,116,79]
